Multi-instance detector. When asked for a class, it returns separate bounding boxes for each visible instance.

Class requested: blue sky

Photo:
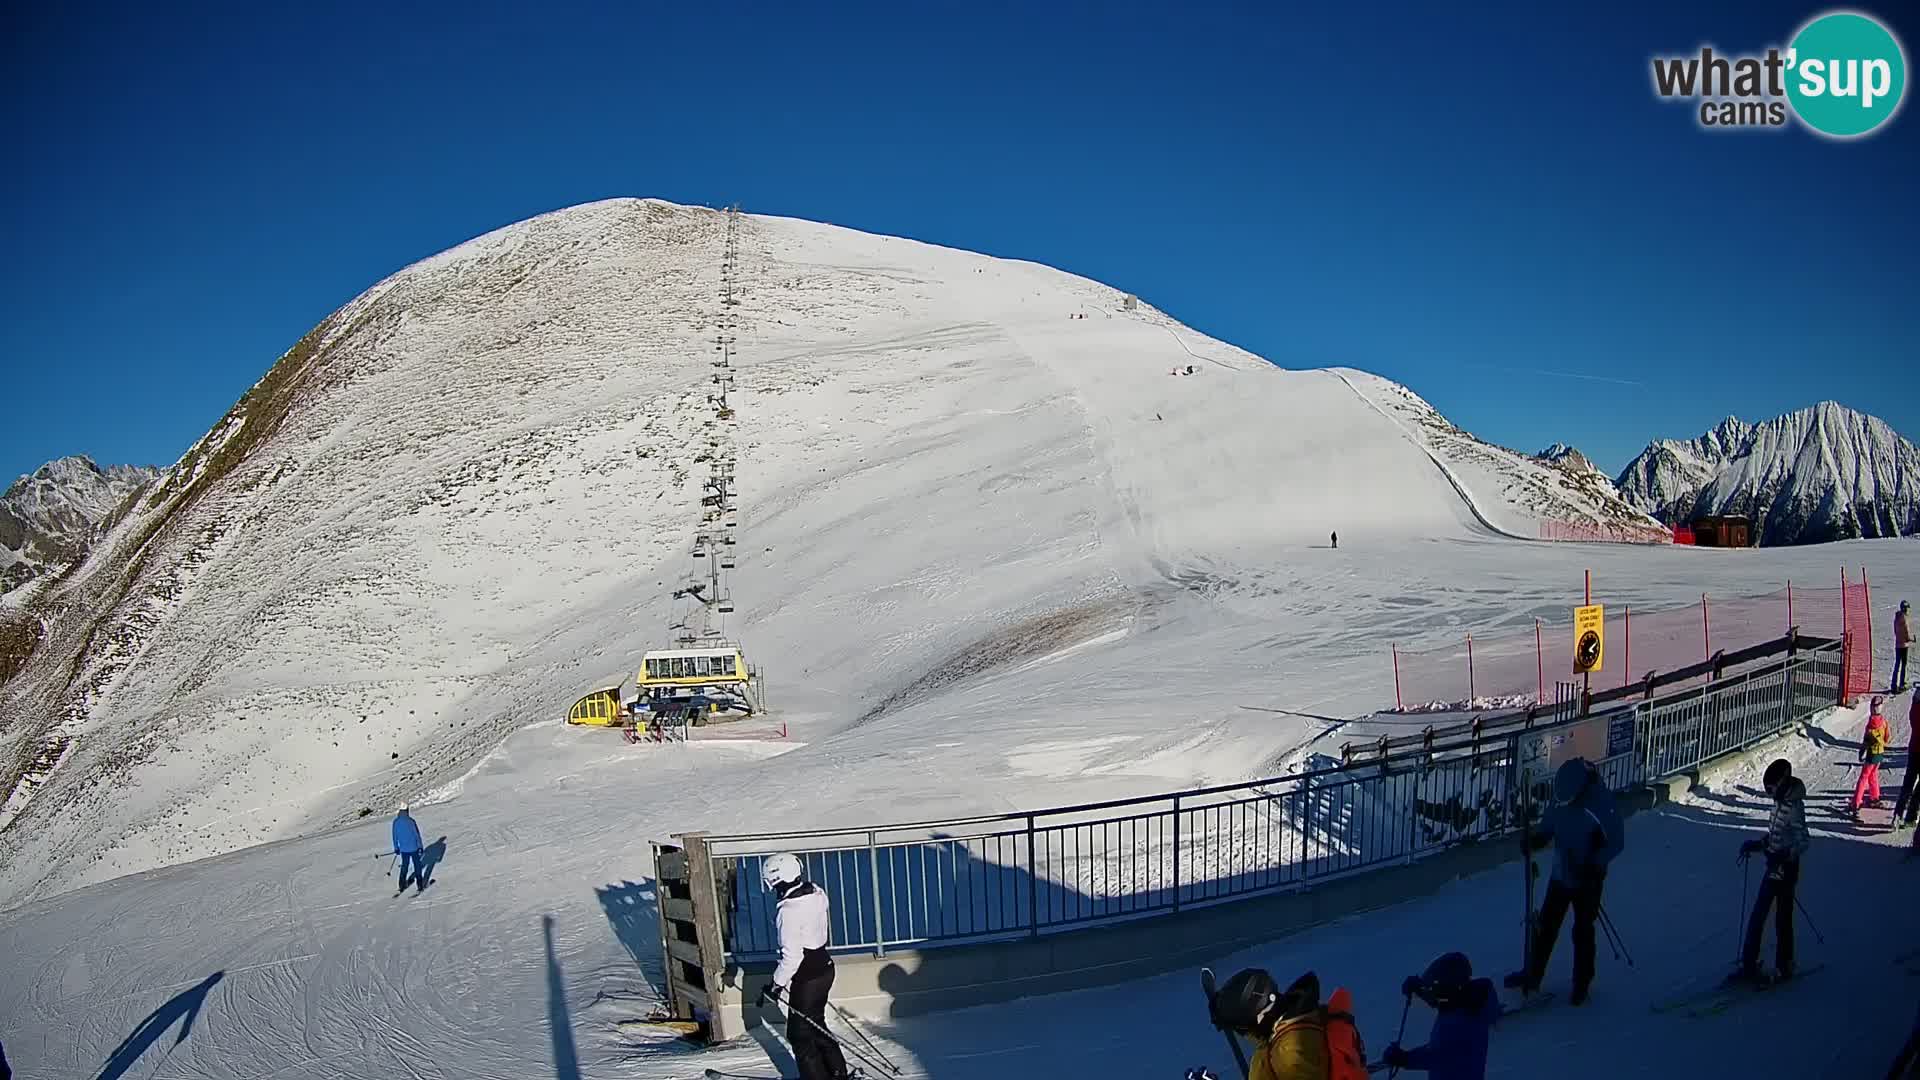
[2,1,1913,485]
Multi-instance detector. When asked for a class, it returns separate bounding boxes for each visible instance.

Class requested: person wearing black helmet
[1383,952,1502,1079]
[1504,757,1625,1005]
[1207,969,1368,1080]
[1732,758,1810,984]
[1892,600,1911,692]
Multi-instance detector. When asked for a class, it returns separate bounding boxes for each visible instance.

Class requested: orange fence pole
[1841,567,1852,702]
[1865,566,1875,690]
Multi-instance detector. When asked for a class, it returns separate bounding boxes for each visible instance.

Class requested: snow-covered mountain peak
[1617,403,1918,544]
[1536,443,1602,475]
[1,455,161,597]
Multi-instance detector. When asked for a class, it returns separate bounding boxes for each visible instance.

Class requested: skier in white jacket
[756,853,849,1080]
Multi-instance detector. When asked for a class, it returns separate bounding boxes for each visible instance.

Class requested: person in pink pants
[1853,696,1890,816]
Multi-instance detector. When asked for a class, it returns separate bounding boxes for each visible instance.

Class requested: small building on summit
[1691,515,1753,548]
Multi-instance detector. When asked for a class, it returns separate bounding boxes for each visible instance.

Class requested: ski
[1652,964,1826,1018]
[618,1016,703,1038]
[706,1060,879,1068]
[1201,967,1250,1079]
[704,1070,789,1080]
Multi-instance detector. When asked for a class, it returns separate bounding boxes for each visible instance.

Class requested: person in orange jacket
[1208,969,1369,1080]
[1853,696,1891,817]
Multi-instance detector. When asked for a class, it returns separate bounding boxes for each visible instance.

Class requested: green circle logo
[1786,11,1907,137]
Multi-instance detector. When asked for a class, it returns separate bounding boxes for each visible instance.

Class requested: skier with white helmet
[756,852,849,1080]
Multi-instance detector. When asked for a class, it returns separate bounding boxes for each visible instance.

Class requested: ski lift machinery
[563,203,767,731]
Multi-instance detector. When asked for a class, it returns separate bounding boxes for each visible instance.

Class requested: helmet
[760,852,804,892]
[1872,695,1885,708]
[398,802,410,813]
[1277,971,1321,1019]
[1211,968,1280,1033]
[1762,758,1792,794]
[1553,758,1594,803]
[1421,952,1473,998]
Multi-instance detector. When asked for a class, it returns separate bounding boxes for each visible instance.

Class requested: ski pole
[1736,857,1751,965]
[1386,992,1411,1080]
[1597,905,1635,968]
[825,998,899,1074]
[768,995,899,1078]
[1793,894,1827,946]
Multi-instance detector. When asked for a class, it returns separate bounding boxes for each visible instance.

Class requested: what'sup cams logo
[1651,9,1907,137]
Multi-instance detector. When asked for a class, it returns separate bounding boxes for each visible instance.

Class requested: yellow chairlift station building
[566,686,625,727]
[637,645,756,707]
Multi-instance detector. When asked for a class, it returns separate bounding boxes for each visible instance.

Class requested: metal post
[1392,644,1403,711]
[1025,816,1038,935]
[1466,633,1476,703]
[1623,606,1632,690]
[1171,795,1182,911]
[869,831,886,957]
[1702,593,1712,665]
[1786,580,1793,634]
[1535,620,1544,704]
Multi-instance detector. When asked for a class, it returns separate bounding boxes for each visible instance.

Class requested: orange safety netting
[1390,581,1849,712]
[1538,520,1674,544]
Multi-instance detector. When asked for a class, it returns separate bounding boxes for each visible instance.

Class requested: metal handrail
[695,643,1843,962]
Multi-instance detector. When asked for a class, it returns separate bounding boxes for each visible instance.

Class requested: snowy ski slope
[2,199,1650,906]
[0,584,1913,1079]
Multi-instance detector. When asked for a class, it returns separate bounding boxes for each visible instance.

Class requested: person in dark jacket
[1505,757,1624,1005]
[1733,758,1811,983]
[1885,995,1920,1079]
[1893,601,1912,693]
[1892,694,1920,830]
[1383,952,1501,1080]
[392,804,425,894]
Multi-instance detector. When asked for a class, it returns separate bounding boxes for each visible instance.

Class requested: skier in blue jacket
[1504,757,1624,1005]
[392,804,425,894]
[1383,952,1502,1080]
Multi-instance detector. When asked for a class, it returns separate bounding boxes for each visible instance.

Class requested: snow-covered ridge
[1617,404,1919,545]
[0,198,1713,906]
[1336,373,1664,537]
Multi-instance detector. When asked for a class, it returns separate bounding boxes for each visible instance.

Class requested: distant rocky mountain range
[1616,403,1919,546]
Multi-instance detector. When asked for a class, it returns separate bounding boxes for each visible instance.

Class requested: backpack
[1322,988,1368,1080]
[1271,988,1367,1080]
[1866,719,1889,757]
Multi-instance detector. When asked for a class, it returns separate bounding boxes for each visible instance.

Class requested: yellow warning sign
[1573,604,1605,674]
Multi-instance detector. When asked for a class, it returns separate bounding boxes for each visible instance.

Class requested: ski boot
[1723,963,1770,988]
[1502,970,1543,999]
